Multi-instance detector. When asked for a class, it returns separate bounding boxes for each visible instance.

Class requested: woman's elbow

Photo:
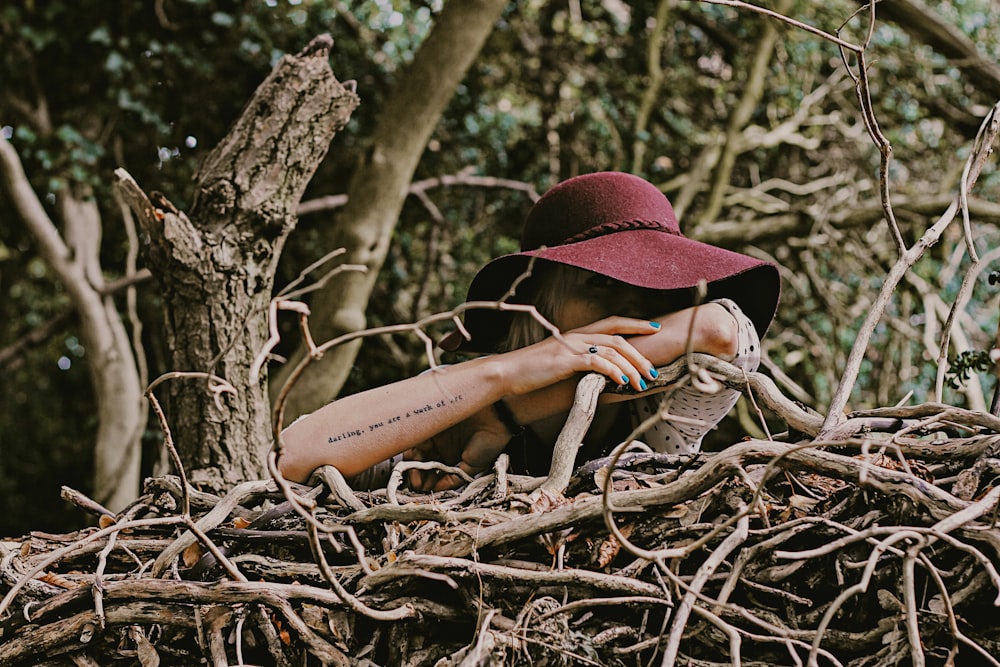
[695,304,739,359]
[275,442,314,484]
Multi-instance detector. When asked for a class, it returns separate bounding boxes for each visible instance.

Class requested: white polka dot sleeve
[627,298,760,455]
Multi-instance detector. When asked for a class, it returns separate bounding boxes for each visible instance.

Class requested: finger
[432,473,466,491]
[571,316,663,337]
[458,458,489,479]
[586,343,650,390]
[405,452,444,491]
[416,468,450,492]
[582,334,656,389]
[429,457,488,491]
[409,467,428,490]
[570,319,660,373]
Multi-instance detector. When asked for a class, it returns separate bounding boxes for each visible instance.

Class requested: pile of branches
[3,357,1000,667]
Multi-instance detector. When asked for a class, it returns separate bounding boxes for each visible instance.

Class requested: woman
[278,172,780,490]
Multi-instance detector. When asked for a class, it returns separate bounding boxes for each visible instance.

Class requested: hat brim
[442,229,780,353]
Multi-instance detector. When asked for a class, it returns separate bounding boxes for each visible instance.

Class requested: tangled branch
[4,350,1000,665]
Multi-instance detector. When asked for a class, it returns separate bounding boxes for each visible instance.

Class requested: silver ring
[588,345,599,354]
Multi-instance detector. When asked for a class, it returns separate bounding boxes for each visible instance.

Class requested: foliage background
[2,0,999,535]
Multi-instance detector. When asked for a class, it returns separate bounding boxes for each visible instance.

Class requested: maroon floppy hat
[441,171,780,353]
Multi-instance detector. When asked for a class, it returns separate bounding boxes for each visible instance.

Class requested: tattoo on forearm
[327,393,465,444]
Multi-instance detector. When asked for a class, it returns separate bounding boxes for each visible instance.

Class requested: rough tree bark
[269,0,509,422]
[116,36,359,490]
[0,139,144,512]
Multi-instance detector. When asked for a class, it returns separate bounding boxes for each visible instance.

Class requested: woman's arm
[276,318,663,483]
[278,355,507,482]
[633,300,739,365]
[502,302,738,422]
[409,303,739,489]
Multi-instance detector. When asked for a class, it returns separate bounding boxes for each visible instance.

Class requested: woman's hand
[404,403,511,491]
[500,316,663,396]
[502,305,738,397]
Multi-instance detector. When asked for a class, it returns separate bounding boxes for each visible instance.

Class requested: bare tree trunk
[0,139,144,511]
[58,190,146,511]
[116,36,359,490]
[270,0,509,423]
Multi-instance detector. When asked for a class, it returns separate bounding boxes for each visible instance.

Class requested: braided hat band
[562,218,681,244]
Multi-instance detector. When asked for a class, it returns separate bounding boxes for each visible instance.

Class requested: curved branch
[0,135,70,273]
[823,101,1000,431]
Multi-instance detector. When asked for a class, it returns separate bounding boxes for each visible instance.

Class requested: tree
[115,35,359,489]
[269,0,509,422]
[0,135,144,511]
[1,0,347,522]
[0,1,463,529]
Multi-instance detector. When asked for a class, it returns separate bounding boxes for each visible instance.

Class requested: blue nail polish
[640,379,648,391]
[649,368,659,378]
[649,321,661,329]
[621,375,629,384]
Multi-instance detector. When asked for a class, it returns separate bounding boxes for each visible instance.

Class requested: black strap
[492,398,525,437]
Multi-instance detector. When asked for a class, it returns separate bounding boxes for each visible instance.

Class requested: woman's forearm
[277,356,508,481]
[635,302,738,364]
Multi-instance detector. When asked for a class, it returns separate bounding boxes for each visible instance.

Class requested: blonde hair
[499,263,693,352]
[500,264,587,352]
